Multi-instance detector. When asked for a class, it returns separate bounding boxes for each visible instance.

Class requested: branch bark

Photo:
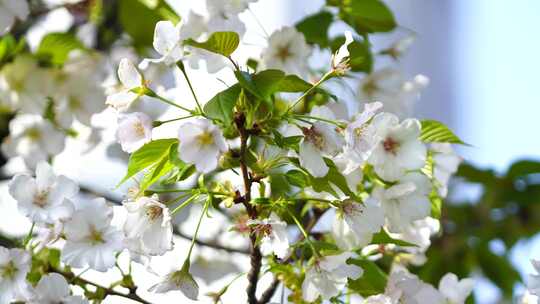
[234,112,263,304]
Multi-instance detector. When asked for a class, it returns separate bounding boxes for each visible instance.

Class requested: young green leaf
[420,120,467,145]
[348,39,373,72]
[347,259,388,296]
[118,138,178,186]
[340,0,397,34]
[295,11,334,48]
[235,69,314,103]
[204,84,241,125]
[185,31,240,57]
[36,33,85,66]
[285,170,309,188]
[371,229,418,247]
[119,0,180,48]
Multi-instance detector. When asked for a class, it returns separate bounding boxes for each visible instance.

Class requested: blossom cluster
[0,0,520,303]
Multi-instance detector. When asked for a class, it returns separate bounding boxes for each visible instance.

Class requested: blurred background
[0,0,539,303]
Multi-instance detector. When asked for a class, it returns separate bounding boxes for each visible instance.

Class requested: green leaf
[36,33,85,66]
[348,39,373,72]
[340,0,397,34]
[371,229,418,247]
[289,157,356,199]
[348,259,388,296]
[118,138,178,186]
[285,170,309,188]
[295,11,334,47]
[185,31,240,57]
[420,120,467,145]
[0,34,17,63]
[275,75,313,92]
[235,69,313,104]
[119,0,179,49]
[204,84,241,125]
[506,159,540,179]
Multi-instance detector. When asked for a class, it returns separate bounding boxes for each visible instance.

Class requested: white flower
[8,161,78,223]
[519,291,539,304]
[62,198,124,272]
[177,119,227,173]
[431,143,462,197]
[438,273,474,304]
[332,31,354,71]
[392,217,440,265]
[123,196,173,256]
[302,252,363,302]
[359,68,429,119]
[29,273,88,304]
[180,11,207,41]
[1,114,65,169]
[247,212,290,259]
[373,172,431,233]
[382,35,416,59]
[190,253,240,284]
[299,105,345,178]
[0,56,53,113]
[368,113,427,182]
[0,0,29,33]
[207,0,257,15]
[115,112,153,153]
[149,266,199,300]
[53,52,106,127]
[333,198,384,250]
[140,21,184,69]
[0,247,32,304]
[364,294,394,304]
[386,267,445,304]
[105,58,145,111]
[332,215,371,251]
[342,102,383,173]
[529,260,540,297]
[261,27,312,77]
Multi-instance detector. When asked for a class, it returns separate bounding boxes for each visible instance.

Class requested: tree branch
[234,112,262,304]
[173,228,249,254]
[53,267,151,304]
[258,278,279,304]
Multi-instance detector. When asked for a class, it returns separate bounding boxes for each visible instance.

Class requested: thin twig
[53,267,151,304]
[173,228,249,255]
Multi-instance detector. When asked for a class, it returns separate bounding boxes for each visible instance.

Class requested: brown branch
[246,234,262,304]
[257,209,327,303]
[258,278,279,304]
[173,228,249,254]
[53,267,151,304]
[234,112,263,304]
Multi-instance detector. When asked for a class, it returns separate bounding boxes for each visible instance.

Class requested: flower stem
[154,94,195,114]
[287,209,321,258]
[153,115,194,127]
[23,222,35,248]
[176,61,204,116]
[292,114,346,129]
[285,71,334,114]
[170,194,198,215]
[185,197,210,262]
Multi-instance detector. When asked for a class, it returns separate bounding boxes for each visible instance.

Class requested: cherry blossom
[123,195,173,256]
[115,112,153,153]
[177,119,227,173]
[261,27,312,77]
[8,161,78,223]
